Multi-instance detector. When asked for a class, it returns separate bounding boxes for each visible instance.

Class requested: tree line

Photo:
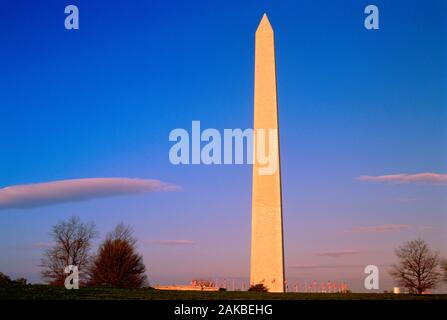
[248,238,447,294]
[2,217,447,293]
[40,216,148,288]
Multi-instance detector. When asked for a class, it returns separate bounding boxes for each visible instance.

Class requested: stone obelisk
[250,14,285,293]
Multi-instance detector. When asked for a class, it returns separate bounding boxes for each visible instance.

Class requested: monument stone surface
[250,14,285,293]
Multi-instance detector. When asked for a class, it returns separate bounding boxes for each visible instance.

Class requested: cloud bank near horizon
[147,240,195,245]
[349,224,411,233]
[357,173,447,184]
[0,178,179,210]
[315,250,360,258]
[288,264,392,269]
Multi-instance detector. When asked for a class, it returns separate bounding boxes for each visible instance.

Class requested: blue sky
[0,0,446,292]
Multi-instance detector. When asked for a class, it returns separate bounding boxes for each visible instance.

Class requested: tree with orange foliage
[89,224,148,288]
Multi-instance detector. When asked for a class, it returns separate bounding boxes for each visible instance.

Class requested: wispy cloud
[349,224,411,233]
[420,225,438,231]
[396,196,424,202]
[289,264,391,269]
[0,178,179,210]
[289,265,352,269]
[357,173,447,184]
[148,240,195,245]
[315,250,360,258]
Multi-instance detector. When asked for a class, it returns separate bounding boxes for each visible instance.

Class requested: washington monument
[250,14,285,292]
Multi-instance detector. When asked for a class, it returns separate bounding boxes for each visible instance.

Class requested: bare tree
[441,259,447,283]
[390,238,441,294]
[89,223,148,288]
[40,216,97,285]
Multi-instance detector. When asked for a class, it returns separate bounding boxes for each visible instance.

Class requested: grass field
[1,285,446,300]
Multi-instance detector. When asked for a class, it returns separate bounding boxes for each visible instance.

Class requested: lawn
[0,285,446,300]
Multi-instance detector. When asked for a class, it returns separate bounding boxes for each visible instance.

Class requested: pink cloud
[288,264,351,269]
[148,240,195,245]
[350,224,411,233]
[315,250,360,258]
[357,173,447,184]
[0,178,179,209]
[289,264,392,269]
